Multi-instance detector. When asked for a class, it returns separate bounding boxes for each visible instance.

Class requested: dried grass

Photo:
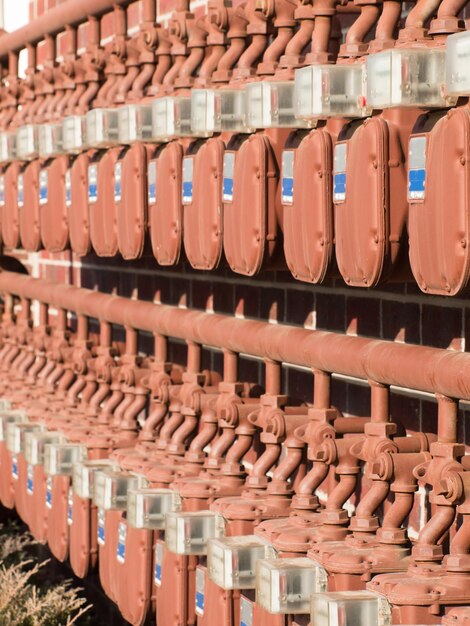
[0,523,90,626]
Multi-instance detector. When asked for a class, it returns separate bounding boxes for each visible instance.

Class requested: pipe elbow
[217,38,246,72]
[237,34,267,70]
[64,83,86,114]
[346,5,381,44]
[178,47,205,79]
[121,393,148,430]
[129,63,156,99]
[76,81,99,114]
[416,504,456,547]
[271,446,304,482]
[404,0,442,28]
[150,55,172,88]
[262,27,293,65]
[114,66,140,104]
[142,402,169,437]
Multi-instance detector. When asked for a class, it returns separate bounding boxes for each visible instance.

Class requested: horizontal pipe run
[0,0,134,59]
[0,272,470,401]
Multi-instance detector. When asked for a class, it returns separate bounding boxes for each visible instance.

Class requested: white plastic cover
[92,470,147,510]
[446,30,470,96]
[6,422,43,455]
[118,104,153,143]
[62,115,87,153]
[152,96,192,141]
[366,48,450,109]
[72,459,119,499]
[44,443,86,476]
[38,123,64,157]
[16,125,39,160]
[208,535,276,590]
[127,488,181,529]
[256,557,327,614]
[165,511,225,555]
[0,410,27,442]
[295,64,368,120]
[246,81,311,129]
[192,87,254,134]
[86,108,119,148]
[310,591,392,626]
[0,132,17,163]
[24,431,66,466]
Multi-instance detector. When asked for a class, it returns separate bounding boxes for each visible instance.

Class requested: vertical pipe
[8,51,18,76]
[65,24,78,55]
[100,320,112,347]
[44,33,56,63]
[56,308,67,332]
[154,333,168,363]
[20,297,31,322]
[265,359,281,396]
[311,15,333,55]
[370,381,390,423]
[88,15,101,46]
[223,350,238,383]
[114,4,127,36]
[314,370,331,409]
[436,394,458,444]
[143,0,157,23]
[26,43,36,70]
[125,327,138,356]
[39,302,48,327]
[187,341,201,373]
[77,314,88,341]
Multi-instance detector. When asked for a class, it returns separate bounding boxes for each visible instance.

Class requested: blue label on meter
[114,162,122,202]
[182,157,194,204]
[182,181,193,203]
[222,152,235,202]
[27,465,34,494]
[281,150,294,205]
[148,161,157,204]
[408,136,427,201]
[149,182,156,203]
[18,175,24,208]
[333,172,346,202]
[282,177,294,204]
[12,457,18,480]
[333,143,347,203]
[65,169,72,207]
[222,177,233,202]
[195,568,205,616]
[88,165,97,204]
[196,591,204,615]
[97,509,105,545]
[67,488,73,525]
[39,170,48,205]
[46,476,52,508]
[154,542,163,586]
[0,176,5,207]
[408,169,426,199]
[117,522,126,563]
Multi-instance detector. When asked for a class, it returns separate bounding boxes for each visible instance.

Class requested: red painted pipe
[0,0,134,58]
[2,273,470,400]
